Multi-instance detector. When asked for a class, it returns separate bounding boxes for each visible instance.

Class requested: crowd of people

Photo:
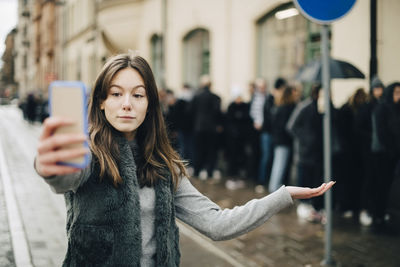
[18,72,399,231]
[18,92,49,123]
[161,75,400,230]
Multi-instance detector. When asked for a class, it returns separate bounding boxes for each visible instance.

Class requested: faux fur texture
[62,138,180,266]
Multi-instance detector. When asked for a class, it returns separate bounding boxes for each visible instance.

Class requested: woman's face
[393,86,400,104]
[372,86,383,99]
[100,68,149,140]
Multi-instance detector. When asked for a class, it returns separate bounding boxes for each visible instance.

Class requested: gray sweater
[43,168,293,266]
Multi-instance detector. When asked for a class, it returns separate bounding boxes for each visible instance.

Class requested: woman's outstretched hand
[286,181,336,199]
[35,117,89,177]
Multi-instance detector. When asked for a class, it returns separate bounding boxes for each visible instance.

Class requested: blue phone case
[48,81,90,169]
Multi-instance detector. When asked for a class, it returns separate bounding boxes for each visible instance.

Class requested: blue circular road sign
[294,0,357,24]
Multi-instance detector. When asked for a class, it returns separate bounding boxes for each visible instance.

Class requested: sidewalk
[0,172,15,267]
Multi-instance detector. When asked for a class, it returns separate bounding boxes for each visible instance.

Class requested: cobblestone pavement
[189,177,400,267]
[1,105,399,267]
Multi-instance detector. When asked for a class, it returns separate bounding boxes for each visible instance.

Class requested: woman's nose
[122,96,132,111]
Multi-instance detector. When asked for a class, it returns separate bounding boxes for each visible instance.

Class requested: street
[0,104,399,267]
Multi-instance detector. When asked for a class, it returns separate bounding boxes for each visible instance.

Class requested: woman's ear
[100,102,104,110]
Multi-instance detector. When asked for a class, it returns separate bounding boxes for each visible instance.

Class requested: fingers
[310,181,336,197]
[40,117,76,141]
[36,116,89,177]
[37,164,82,177]
[38,133,87,154]
[38,147,89,165]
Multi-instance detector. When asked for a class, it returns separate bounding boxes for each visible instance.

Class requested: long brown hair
[348,88,367,112]
[88,53,187,189]
[274,85,295,106]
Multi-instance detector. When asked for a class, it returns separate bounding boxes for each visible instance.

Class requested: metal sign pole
[294,1,357,266]
[321,24,334,266]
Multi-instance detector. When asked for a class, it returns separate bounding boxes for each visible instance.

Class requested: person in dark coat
[174,84,195,166]
[224,88,252,188]
[191,75,223,179]
[268,85,296,192]
[25,93,37,123]
[355,76,385,226]
[370,81,400,231]
[334,88,368,218]
[256,78,286,192]
[163,89,180,150]
[287,84,324,222]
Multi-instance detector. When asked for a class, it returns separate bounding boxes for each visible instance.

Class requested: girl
[35,53,334,266]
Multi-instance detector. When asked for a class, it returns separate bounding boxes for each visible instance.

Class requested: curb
[0,139,33,267]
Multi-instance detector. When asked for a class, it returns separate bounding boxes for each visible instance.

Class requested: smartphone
[48,81,90,169]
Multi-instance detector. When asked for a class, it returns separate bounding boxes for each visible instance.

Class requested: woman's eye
[134,94,144,98]
[111,92,121,97]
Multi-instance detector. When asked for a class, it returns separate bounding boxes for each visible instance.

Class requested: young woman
[35,53,334,266]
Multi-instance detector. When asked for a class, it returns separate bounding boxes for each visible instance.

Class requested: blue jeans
[257,133,273,184]
[268,145,291,192]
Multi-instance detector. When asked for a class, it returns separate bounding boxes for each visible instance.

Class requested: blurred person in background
[25,92,37,124]
[37,92,49,123]
[255,77,287,193]
[191,75,223,180]
[292,83,303,103]
[163,89,179,150]
[224,85,252,190]
[34,53,335,266]
[174,84,195,172]
[249,78,267,183]
[287,84,324,223]
[370,81,400,232]
[158,87,169,115]
[334,88,368,219]
[355,76,385,226]
[18,97,27,120]
[268,85,296,193]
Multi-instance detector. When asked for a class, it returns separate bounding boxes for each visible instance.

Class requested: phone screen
[49,81,90,169]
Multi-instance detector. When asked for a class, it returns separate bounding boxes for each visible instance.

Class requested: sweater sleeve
[34,156,91,194]
[174,177,293,241]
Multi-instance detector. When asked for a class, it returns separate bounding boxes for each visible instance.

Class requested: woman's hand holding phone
[35,117,89,178]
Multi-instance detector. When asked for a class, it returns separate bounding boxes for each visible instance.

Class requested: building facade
[1,30,17,90]
[13,0,400,107]
[14,0,57,98]
[58,0,97,90]
[14,0,35,98]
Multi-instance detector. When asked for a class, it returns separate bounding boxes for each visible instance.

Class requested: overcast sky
[0,0,18,67]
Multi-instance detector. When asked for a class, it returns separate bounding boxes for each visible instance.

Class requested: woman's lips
[118,116,135,119]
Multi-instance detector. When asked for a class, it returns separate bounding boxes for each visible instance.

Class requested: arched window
[183,28,210,88]
[150,34,163,87]
[256,3,328,86]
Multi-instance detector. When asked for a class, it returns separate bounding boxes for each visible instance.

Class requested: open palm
[286,181,335,199]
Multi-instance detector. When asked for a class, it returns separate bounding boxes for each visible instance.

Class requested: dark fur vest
[62,138,180,266]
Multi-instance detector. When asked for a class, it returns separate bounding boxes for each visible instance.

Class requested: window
[183,28,210,89]
[150,34,163,88]
[256,3,328,88]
